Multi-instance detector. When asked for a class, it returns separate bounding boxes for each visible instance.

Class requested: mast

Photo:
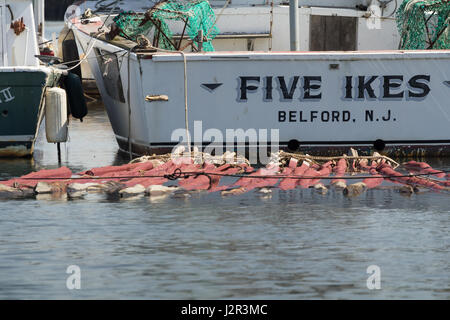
[0,0,7,66]
[289,0,299,51]
[33,0,45,42]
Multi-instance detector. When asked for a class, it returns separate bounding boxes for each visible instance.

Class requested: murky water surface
[0,102,449,299]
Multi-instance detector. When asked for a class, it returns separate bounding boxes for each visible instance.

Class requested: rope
[206,0,232,38]
[32,87,48,146]
[95,0,121,33]
[127,50,133,160]
[130,151,251,166]
[61,35,99,72]
[53,26,108,71]
[54,0,123,72]
[279,152,400,168]
[55,48,127,68]
[268,0,274,51]
[180,51,191,154]
[83,93,98,103]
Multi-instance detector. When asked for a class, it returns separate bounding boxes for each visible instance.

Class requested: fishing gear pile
[397,0,449,49]
[111,0,219,51]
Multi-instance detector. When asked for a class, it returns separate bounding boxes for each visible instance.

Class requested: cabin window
[94,48,126,103]
[309,15,357,51]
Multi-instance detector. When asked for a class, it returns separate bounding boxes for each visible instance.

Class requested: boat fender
[45,88,68,143]
[287,139,300,151]
[64,73,88,122]
[61,35,82,79]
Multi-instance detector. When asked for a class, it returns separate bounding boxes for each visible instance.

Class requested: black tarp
[45,0,76,21]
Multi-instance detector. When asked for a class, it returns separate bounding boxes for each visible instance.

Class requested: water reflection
[0,102,127,179]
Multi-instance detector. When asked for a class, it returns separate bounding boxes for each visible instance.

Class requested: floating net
[112,0,219,51]
[396,0,449,49]
[2,151,449,199]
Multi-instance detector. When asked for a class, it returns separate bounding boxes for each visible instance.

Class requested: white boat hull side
[73,33,151,151]
[73,28,450,156]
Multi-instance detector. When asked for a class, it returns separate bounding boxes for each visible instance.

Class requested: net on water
[396,0,449,49]
[112,0,219,51]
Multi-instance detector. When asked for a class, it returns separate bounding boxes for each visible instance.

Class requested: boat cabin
[73,0,403,52]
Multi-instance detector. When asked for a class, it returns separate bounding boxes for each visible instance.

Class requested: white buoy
[45,87,68,143]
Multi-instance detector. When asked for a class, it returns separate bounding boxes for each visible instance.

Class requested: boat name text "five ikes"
[238,75,430,101]
[0,87,15,103]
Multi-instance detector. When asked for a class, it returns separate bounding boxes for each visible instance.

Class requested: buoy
[64,73,88,121]
[119,184,146,198]
[343,182,367,197]
[45,87,68,143]
[331,158,347,189]
[279,160,309,190]
[146,185,179,196]
[61,30,82,79]
[314,183,328,194]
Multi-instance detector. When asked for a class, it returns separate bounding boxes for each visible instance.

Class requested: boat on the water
[0,0,69,157]
[66,0,450,158]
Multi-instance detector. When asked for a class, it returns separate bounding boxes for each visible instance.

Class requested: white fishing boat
[66,0,450,158]
[0,0,59,157]
[0,0,88,157]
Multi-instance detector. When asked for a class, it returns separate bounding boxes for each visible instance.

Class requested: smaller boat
[0,0,79,157]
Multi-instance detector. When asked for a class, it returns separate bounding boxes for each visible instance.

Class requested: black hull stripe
[147,140,450,147]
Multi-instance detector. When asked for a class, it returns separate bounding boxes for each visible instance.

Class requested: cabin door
[309,15,357,51]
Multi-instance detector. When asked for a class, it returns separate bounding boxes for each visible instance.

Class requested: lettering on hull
[197,74,436,124]
[0,87,15,103]
[237,75,431,101]
[278,109,396,123]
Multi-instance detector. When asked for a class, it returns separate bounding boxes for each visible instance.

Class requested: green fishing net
[112,0,219,51]
[396,0,449,49]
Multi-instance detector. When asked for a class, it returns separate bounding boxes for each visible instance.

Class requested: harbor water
[0,101,449,299]
[0,21,448,300]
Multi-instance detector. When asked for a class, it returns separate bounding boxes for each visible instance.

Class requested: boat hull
[0,68,53,157]
[73,26,450,158]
